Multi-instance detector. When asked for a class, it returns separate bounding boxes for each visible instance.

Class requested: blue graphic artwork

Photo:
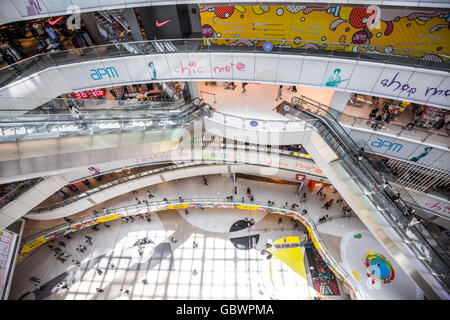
[263,41,273,52]
[410,147,433,162]
[148,62,157,80]
[325,68,349,87]
[250,120,258,127]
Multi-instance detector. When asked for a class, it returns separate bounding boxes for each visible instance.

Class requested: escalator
[275,97,450,299]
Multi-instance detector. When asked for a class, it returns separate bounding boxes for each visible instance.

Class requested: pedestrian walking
[64,217,72,224]
[184,209,189,215]
[34,284,47,291]
[96,288,104,293]
[278,218,282,224]
[242,82,247,93]
[275,85,283,101]
[301,192,306,203]
[234,186,237,194]
[135,197,141,205]
[357,147,364,161]
[316,186,323,196]
[72,260,80,266]
[147,190,154,198]
[322,199,333,210]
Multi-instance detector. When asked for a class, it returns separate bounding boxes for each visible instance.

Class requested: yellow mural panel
[19,236,47,256]
[270,236,307,279]
[235,204,259,210]
[96,214,119,223]
[200,5,449,61]
[167,204,189,209]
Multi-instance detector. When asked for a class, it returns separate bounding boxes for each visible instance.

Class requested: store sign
[296,174,306,181]
[90,67,119,80]
[73,90,89,99]
[370,138,403,152]
[89,88,104,97]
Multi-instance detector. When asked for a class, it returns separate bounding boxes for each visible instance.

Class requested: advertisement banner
[199,5,449,61]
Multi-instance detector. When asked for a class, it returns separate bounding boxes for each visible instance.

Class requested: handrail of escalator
[0,38,448,90]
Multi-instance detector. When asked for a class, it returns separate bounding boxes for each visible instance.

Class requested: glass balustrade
[0,177,43,210]
[0,98,204,142]
[0,38,448,90]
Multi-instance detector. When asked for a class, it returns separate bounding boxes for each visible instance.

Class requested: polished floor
[197,82,335,120]
[12,175,421,300]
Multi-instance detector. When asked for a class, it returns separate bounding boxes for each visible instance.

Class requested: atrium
[0,0,448,302]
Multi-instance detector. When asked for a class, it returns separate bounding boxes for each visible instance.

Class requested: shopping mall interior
[0,0,449,302]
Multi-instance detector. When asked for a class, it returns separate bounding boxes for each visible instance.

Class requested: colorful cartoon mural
[305,245,340,296]
[364,249,395,285]
[200,5,450,61]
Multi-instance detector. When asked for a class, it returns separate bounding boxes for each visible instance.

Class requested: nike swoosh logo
[155,19,172,27]
[48,16,63,25]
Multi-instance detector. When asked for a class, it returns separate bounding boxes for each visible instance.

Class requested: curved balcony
[0,38,448,112]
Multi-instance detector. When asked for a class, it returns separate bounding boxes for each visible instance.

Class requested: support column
[328,91,352,120]
[80,13,104,45]
[185,82,199,102]
[124,8,144,42]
